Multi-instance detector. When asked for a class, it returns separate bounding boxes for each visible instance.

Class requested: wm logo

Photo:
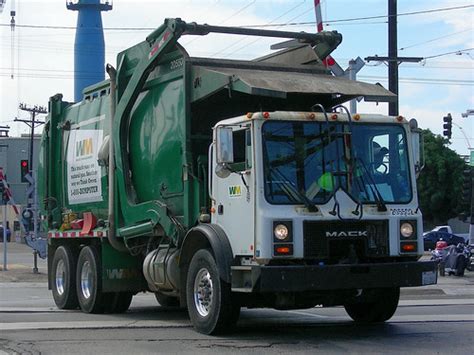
[76,138,93,157]
[228,185,241,197]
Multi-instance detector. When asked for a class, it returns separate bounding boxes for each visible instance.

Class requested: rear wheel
[51,246,78,309]
[186,249,240,334]
[344,288,400,323]
[76,246,104,314]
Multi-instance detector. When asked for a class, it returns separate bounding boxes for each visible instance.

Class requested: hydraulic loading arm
[111,18,343,246]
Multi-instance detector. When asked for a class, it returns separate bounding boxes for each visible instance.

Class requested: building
[0,134,41,236]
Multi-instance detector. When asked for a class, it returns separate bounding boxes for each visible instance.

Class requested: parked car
[423,225,452,236]
[0,225,11,242]
[423,231,466,251]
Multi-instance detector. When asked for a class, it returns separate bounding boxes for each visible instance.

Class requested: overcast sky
[0,0,472,156]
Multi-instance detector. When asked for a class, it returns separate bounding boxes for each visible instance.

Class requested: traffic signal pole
[15,104,46,273]
[2,203,7,271]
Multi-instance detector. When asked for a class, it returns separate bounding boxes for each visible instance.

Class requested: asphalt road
[1,242,473,354]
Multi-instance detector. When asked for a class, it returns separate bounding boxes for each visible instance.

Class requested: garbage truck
[38,18,437,334]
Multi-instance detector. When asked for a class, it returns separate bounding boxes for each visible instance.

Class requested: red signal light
[20,160,29,182]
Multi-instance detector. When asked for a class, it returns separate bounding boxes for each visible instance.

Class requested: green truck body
[39,18,437,334]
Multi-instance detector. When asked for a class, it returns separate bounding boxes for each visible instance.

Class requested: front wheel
[344,288,400,323]
[186,249,240,334]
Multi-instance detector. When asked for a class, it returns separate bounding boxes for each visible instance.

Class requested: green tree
[418,129,467,227]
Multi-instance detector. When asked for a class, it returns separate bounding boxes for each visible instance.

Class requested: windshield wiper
[269,165,318,212]
[354,158,387,212]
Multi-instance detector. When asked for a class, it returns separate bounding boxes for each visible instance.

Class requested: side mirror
[216,127,234,164]
[409,119,424,178]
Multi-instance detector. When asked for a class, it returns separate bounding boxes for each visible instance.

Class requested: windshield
[262,120,412,205]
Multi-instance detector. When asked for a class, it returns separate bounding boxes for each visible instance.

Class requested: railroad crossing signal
[443,113,453,139]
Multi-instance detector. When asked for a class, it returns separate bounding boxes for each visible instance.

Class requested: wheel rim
[80,260,92,299]
[193,268,213,317]
[55,259,65,296]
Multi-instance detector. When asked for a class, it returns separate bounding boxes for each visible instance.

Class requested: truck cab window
[230,129,251,171]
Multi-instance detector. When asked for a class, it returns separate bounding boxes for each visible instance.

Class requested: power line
[221,3,317,58]
[423,48,474,60]
[211,1,310,57]
[225,4,474,28]
[399,29,472,51]
[1,4,471,31]
[182,0,256,46]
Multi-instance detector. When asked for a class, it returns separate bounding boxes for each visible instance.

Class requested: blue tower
[67,0,112,102]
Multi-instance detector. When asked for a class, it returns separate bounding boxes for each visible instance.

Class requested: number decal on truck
[170,58,184,70]
[390,208,416,216]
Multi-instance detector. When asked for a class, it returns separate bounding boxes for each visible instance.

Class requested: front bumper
[233,261,437,293]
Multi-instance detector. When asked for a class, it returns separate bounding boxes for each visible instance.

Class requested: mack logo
[76,138,93,157]
[326,230,368,237]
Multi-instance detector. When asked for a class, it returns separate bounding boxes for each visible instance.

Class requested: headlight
[274,224,289,241]
[400,222,414,238]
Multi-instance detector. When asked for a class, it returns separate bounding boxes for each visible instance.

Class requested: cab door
[211,125,254,256]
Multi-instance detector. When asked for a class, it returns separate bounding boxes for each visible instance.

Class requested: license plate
[422,270,437,285]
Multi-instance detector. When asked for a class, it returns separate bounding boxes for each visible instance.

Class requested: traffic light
[20,159,29,182]
[459,167,473,222]
[443,113,452,139]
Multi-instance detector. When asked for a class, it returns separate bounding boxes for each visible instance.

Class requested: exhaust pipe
[106,64,128,253]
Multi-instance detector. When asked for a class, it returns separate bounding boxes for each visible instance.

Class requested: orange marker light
[307,113,316,120]
[263,112,270,119]
[331,113,338,120]
[210,207,216,214]
[396,115,404,122]
[276,246,291,254]
[353,114,361,121]
[246,112,253,119]
[401,243,416,252]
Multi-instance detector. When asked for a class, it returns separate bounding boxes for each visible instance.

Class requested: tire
[155,292,180,307]
[104,292,133,313]
[186,249,240,335]
[344,288,400,323]
[76,246,104,314]
[455,256,466,277]
[439,262,446,277]
[51,246,78,309]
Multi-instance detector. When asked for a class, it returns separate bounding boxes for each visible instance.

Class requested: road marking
[399,299,474,306]
[287,310,330,318]
[0,320,192,331]
[391,314,474,322]
[1,313,473,332]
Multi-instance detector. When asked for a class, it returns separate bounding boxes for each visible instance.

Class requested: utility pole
[15,104,46,274]
[388,0,398,116]
[16,104,46,178]
[365,0,423,116]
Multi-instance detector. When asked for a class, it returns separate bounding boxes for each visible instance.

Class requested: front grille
[303,220,388,259]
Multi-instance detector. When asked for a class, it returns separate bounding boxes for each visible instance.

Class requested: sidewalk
[1,241,473,298]
[0,241,48,282]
